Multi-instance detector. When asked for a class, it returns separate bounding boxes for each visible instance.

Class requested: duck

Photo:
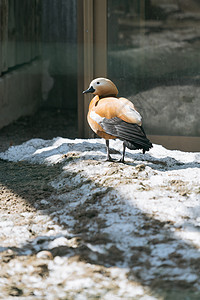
[83,78,152,163]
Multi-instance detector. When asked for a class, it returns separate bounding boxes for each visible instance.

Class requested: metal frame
[77,0,200,151]
[77,0,107,138]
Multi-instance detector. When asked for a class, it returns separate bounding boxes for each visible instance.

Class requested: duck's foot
[105,140,126,163]
[105,155,115,162]
[104,155,125,163]
[116,143,126,163]
[116,157,125,163]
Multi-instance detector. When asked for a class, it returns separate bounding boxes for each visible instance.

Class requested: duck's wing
[88,97,152,150]
[99,117,152,150]
[117,97,142,125]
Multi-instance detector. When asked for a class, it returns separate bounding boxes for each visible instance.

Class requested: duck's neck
[99,94,118,99]
[89,94,118,110]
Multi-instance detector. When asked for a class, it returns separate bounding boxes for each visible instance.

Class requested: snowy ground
[0,137,200,299]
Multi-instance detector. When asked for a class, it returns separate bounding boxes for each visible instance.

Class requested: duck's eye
[96,82,100,85]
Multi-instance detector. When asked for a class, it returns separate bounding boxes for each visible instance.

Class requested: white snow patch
[0,137,200,296]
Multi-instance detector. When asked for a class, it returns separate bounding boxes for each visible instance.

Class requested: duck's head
[83,78,118,98]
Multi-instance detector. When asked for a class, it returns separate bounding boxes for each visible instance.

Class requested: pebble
[36,250,53,260]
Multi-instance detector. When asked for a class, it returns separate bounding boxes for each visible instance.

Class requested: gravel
[0,109,200,299]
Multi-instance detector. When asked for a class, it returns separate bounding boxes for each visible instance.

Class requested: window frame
[77,0,200,152]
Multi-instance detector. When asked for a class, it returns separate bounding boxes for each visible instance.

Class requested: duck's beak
[83,86,95,94]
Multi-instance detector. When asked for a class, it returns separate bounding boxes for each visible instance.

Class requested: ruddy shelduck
[83,78,152,163]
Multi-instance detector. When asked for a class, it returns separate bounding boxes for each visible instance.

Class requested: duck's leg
[105,140,113,161]
[117,142,126,163]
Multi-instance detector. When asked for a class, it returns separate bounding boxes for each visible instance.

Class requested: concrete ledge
[149,135,200,152]
[0,60,42,129]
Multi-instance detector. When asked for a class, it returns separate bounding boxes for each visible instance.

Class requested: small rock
[135,164,146,172]
[36,250,53,260]
[9,286,23,297]
[40,199,49,205]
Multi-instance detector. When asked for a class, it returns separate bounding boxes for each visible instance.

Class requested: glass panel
[107,0,200,137]
[42,0,77,109]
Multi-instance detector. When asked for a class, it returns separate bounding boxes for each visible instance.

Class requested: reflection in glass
[108,0,200,136]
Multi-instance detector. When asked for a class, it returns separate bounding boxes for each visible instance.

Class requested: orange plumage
[83,78,152,162]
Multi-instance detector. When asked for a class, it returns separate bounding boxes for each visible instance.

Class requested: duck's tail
[124,138,152,152]
[123,125,152,151]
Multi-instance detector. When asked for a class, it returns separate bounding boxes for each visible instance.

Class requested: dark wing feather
[100,117,152,151]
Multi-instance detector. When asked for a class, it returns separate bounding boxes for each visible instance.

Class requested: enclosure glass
[107,0,200,137]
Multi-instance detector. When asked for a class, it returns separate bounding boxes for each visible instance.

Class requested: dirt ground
[0,108,78,228]
[0,108,78,153]
[0,109,77,298]
[0,109,77,215]
[0,108,78,215]
[0,109,200,300]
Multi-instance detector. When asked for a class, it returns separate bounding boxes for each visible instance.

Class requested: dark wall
[42,0,77,109]
[0,0,41,74]
[0,0,42,129]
